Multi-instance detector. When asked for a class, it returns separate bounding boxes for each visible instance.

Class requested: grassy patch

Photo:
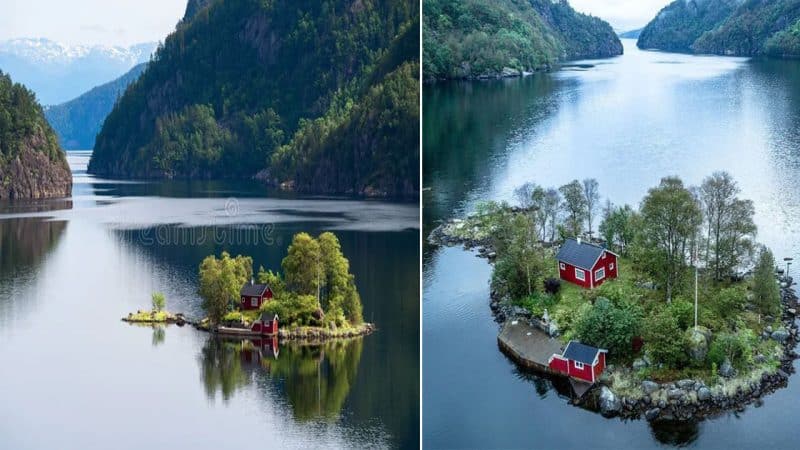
[126,310,169,322]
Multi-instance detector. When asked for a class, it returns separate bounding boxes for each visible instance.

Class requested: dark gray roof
[556,239,610,270]
[563,341,604,365]
[259,312,278,322]
[240,283,269,297]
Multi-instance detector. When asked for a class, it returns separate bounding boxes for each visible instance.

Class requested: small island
[195,231,374,342]
[430,173,798,421]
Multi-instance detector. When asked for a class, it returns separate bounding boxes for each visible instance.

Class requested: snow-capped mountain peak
[0,38,156,65]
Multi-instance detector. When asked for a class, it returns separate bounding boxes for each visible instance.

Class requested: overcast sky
[570,0,673,32]
[0,0,187,46]
[0,0,673,47]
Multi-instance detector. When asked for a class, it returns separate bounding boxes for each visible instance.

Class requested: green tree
[490,214,545,299]
[582,178,600,237]
[199,252,253,324]
[599,203,637,255]
[151,292,166,312]
[318,232,363,325]
[643,309,687,367]
[752,247,780,317]
[543,188,561,242]
[638,177,702,302]
[282,232,323,297]
[698,172,757,281]
[574,297,640,358]
[559,179,588,238]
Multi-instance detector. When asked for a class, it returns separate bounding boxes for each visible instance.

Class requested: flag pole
[694,245,698,331]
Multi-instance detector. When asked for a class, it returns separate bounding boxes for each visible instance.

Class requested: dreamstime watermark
[136,197,276,247]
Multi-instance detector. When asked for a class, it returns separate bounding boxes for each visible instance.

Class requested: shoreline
[429,217,800,422]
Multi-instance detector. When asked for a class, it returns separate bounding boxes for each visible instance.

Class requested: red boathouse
[556,238,618,289]
[250,313,279,335]
[239,280,273,310]
[548,341,607,383]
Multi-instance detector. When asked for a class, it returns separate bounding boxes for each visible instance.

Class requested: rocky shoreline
[429,217,800,422]
[192,319,376,343]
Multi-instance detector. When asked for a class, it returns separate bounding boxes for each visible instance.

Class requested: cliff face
[638,0,743,53]
[0,71,72,200]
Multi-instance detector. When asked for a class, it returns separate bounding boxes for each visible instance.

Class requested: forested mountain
[423,0,623,81]
[45,63,147,150]
[619,28,644,39]
[88,0,419,198]
[0,39,155,105]
[638,0,800,57]
[0,71,71,199]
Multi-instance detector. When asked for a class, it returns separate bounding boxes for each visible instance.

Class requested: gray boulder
[697,387,711,402]
[686,327,711,362]
[645,408,661,421]
[719,358,735,378]
[642,380,660,394]
[771,328,790,343]
[633,358,648,370]
[599,386,622,416]
[676,379,695,390]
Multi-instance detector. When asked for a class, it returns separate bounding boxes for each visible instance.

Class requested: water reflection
[198,336,364,422]
[649,420,699,447]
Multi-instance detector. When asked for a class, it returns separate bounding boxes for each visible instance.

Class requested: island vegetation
[123,291,186,324]
[639,0,800,58]
[0,70,71,199]
[88,0,419,198]
[431,172,797,419]
[423,0,623,81]
[198,232,370,339]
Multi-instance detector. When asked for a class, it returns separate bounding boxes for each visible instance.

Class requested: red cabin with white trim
[239,280,273,310]
[250,313,279,336]
[556,238,618,289]
[548,341,607,383]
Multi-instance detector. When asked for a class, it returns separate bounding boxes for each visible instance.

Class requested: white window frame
[574,268,585,281]
[559,262,566,270]
[574,361,585,370]
[251,297,258,307]
[610,263,615,270]
[602,252,606,259]
[595,268,605,281]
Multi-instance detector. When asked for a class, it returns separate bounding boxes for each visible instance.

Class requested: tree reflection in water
[198,335,363,420]
[649,419,699,446]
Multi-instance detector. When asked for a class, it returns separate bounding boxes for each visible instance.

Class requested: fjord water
[423,40,800,448]
[0,153,419,449]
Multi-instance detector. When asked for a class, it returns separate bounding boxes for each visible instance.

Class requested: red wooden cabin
[556,238,618,289]
[548,341,607,383]
[250,313,279,335]
[239,280,273,310]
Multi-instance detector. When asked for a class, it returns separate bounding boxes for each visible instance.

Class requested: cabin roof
[259,312,278,323]
[240,282,270,297]
[562,341,605,365]
[556,239,614,270]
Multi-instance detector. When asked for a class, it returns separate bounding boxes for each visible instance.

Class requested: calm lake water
[423,40,800,449]
[0,152,419,449]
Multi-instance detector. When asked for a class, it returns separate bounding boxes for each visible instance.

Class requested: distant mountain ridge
[619,28,643,39]
[45,63,147,150]
[0,38,156,104]
[423,0,623,80]
[638,0,800,57]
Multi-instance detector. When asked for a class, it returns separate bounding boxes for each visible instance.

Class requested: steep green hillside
[423,0,623,81]
[45,63,146,150]
[638,0,742,53]
[638,0,800,57]
[693,0,800,55]
[89,0,418,198]
[0,71,71,199]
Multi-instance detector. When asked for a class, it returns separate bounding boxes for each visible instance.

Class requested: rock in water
[771,328,789,343]
[599,386,622,416]
[645,408,661,421]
